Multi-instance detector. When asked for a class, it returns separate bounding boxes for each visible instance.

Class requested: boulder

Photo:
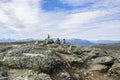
[73,73,80,80]
[0,77,8,80]
[2,51,62,73]
[89,64,108,72]
[34,41,39,45]
[13,71,52,80]
[6,47,31,57]
[114,56,120,63]
[56,46,69,54]
[55,38,61,44]
[88,50,107,58]
[0,46,12,53]
[108,63,120,77]
[65,55,83,66]
[0,67,8,77]
[62,39,66,44]
[72,48,82,55]
[59,72,70,80]
[0,67,8,80]
[27,73,52,80]
[44,39,54,45]
[94,56,114,65]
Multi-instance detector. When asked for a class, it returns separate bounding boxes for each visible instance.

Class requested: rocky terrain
[0,36,120,80]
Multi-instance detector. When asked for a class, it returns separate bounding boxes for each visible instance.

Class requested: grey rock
[59,72,70,80]
[2,51,62,73]
[0,46,12,53]
[73,73,80,80]
[83,71,93,76]
[0,67,8,77]
[88,50,107,58]
[44,39,54,45]
[0,68,8,80]
[6,46,31,57]
[108,63,120,77]
[0,77,8,80]
[94,56,114,65]
[56,46,69,54]
[89,64,108,72]
[55,38,60,44]
[72,48,82,55]
[114,56,120,63]
[13,72,52,80]
[34,41,39,45]
[62,39,66,44]
[27,73,52,80]
[39,43,44,46]
[65,55,83,66]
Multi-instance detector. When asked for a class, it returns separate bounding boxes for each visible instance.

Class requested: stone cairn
[55,38,61,44]
[62,39,66,44]
[35,35,67,45]
[43,35,54,45]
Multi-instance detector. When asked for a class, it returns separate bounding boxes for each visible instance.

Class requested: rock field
[0,40,120,80]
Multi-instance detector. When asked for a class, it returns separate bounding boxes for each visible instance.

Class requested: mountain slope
[67,39,94,46]
[91,43,120,50]
[92,40,120,44]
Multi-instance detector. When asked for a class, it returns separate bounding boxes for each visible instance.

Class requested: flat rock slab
[94,56,114,65]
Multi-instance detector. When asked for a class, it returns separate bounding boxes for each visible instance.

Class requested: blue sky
[0,0,120,40]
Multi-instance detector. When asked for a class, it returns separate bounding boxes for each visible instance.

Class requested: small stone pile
[38,35,67,45]
[43,35,54,45]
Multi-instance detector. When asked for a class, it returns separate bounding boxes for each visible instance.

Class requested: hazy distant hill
[67,39,94,46]
[67,39,120,46]
[0,38,94,46]
[0,38,120,47]
[91,43,120,50]
[0,38,34,42]
[92,40,120,44]
[0,39,16,42]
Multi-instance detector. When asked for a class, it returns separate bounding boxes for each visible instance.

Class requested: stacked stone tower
[44,35,54,44]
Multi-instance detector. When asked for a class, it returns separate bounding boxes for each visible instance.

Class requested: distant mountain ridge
[66,39,93,46]
[0,38,34,42]
[0,38,120,46]
[92,40,120,44]
[91,43,120,50]
[66,39,120,46]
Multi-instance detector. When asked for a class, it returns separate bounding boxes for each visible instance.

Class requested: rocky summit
[0,37,120,80]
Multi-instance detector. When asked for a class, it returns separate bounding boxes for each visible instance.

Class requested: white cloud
[80,20,120,40]
[58,10,108,27]
[92,0,120,8]
[60,0,97,6]
[0,0,41,35]
[60,0,120,8]
[0,0,120,40]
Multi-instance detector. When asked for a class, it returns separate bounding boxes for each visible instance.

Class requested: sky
[0,0,120,40]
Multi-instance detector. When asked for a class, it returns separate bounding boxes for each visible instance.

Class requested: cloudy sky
[0,0,120,40]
